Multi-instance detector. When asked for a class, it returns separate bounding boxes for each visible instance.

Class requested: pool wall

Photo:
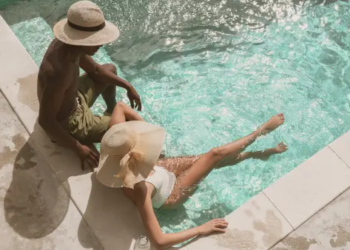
[2,15,350,250]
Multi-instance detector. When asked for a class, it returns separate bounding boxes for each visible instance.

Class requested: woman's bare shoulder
[122,182,153,204]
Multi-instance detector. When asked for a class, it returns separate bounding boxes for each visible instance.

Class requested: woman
[96,101,287,249]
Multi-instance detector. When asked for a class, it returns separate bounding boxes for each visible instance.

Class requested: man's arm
[79,54,132,90]
[38,73,99,169]
[79,55,142,110]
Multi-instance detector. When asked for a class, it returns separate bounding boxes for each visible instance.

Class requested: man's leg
[80,63,118,113]
[102,85,117,115]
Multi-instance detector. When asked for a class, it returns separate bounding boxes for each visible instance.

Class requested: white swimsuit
[144,166,176,209]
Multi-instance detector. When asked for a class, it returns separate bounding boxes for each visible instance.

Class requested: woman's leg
[163,114,285,207]
[217,142,288,167]
[108,101,144,127]
[157,155,201,177]
[158,142,287,177]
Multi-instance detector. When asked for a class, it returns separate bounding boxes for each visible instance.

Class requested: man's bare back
[38,39,79,124]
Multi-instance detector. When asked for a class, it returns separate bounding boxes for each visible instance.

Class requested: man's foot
[274,142,288,153]
[258,113,285,135]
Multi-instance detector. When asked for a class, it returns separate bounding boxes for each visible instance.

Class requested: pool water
[3,0,350,236]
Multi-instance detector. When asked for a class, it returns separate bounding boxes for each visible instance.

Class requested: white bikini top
[144,166,176,209]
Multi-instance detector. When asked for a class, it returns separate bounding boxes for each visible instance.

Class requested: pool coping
[2,15,350,250]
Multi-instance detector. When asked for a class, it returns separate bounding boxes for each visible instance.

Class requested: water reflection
[85,0,345,66]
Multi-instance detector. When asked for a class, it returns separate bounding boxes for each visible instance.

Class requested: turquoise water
[4,0,350,236]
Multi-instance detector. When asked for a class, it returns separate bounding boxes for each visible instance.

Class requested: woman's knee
[116,101,126,109]
[103,63,117,75]
[208,147,225,160]
[109,101,127,124]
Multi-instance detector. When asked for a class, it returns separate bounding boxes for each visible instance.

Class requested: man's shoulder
[41,41,73,76]
[39,55,72,81]
[39,61,65,83]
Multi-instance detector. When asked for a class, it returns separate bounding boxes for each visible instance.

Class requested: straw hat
[96,121,166,189]
[53,1,119,46]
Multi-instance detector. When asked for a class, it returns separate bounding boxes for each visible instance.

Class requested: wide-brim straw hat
[96,121,166,189]
[53,1,119,46]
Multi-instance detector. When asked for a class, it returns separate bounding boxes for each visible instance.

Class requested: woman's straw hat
[96,121,166,189]
[53,1,119,46]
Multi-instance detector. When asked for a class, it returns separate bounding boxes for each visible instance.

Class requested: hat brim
[53,18,120,46]
[96,121,166,188]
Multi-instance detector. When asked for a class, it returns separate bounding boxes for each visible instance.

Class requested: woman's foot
[258,113,285,135]
[274,142,288,153]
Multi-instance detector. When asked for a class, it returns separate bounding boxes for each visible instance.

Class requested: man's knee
[103,63,117,75]
[100,64,117,91]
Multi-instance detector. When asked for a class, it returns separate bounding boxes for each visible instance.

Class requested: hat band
[68,20,106,32]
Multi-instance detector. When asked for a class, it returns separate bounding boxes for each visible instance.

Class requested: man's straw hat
[96,121,166,189]
[53,1,119,46]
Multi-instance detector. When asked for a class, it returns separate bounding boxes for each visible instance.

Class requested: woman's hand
[198,219,229,236]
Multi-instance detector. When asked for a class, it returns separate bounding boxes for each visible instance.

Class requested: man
[37,1,142,169]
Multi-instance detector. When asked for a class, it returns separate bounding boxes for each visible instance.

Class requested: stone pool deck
[1,14,350,250]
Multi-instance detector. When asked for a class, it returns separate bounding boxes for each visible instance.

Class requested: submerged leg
[163,113,285,207]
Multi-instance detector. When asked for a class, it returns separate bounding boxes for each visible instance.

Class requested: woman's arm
[134,183,228,249]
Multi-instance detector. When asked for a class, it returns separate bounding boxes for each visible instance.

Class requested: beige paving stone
[0,16,38,110]
[264,147,350,229]
[15,100,39,134]
[67,172,147,250]
[187,192,293,250]
[29,121,85,182]
[0,94,102,250]
[271,188,350,250]
[329,130,350,169]
[67,172,191,250]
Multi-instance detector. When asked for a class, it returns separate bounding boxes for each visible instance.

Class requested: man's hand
[76,144,100,171]
[127,86,142,111]
[79,55,142,110]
